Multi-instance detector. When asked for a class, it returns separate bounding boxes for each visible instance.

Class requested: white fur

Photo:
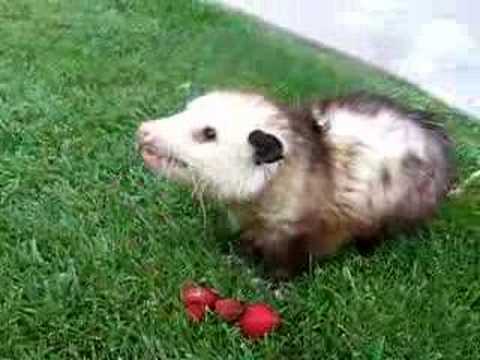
[328,108,427,158]
[138,91,288,201]
[139,90,446,222]
[138,90,451,271]
[326,106,438,221]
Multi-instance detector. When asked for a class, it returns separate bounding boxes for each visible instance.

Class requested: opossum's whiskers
[194,176,208,229]
[190,172,201,199]
[197,180,209,233]
[189,170,204,198]
[189,173,209,233]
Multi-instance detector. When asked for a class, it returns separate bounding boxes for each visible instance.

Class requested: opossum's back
[324,99,453,225]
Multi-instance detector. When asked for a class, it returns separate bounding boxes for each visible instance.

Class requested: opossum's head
[137,91,289,202]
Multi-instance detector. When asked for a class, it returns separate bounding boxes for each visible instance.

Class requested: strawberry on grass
[238,303,281,339]
[181,282,220,322]
[214,298,245,322]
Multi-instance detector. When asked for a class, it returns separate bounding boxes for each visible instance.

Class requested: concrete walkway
[219,0,480,119]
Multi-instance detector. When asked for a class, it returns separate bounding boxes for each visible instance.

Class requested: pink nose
[137,122,153,145]
[136,122,170,157]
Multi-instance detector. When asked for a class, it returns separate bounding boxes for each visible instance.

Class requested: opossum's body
[137,91,454,278]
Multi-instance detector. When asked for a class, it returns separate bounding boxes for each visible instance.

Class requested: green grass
[1,0,479,358]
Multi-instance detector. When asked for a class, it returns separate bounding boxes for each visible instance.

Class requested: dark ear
[248,130,284,165]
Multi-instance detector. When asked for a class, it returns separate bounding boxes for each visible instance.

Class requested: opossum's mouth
[140,145,189,171]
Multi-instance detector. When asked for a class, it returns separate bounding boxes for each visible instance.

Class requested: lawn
[0,0,479,358]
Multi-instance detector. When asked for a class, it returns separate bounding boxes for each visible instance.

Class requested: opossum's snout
[136,121,189,172]
[136,121,157,151]
[136,122,151,146]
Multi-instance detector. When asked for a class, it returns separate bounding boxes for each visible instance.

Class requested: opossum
[137,90,454,278]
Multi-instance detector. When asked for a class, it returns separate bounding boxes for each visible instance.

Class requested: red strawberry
[185,303,205,322]
[214,298,245,322]
[181,283,219,310]
[238,303,281,339]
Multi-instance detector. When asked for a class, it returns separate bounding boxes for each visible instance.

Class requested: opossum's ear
[248,130,284,165]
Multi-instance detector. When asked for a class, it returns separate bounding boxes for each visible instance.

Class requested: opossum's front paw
[264,255,309,281]
[239,232,310,280]
[266,266,296,282]
[262,235,311,281]
[354,232,385,256]
[238,232,264,260]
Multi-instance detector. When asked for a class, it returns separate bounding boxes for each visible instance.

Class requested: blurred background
[220,0,480,119]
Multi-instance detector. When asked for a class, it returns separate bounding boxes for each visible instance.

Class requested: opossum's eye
[203,127,216,141]
[248,130,284,165]
[195,126,217,142]
[204,127,216,139]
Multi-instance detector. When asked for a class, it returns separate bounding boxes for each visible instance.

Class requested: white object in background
[219,0,480,119]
